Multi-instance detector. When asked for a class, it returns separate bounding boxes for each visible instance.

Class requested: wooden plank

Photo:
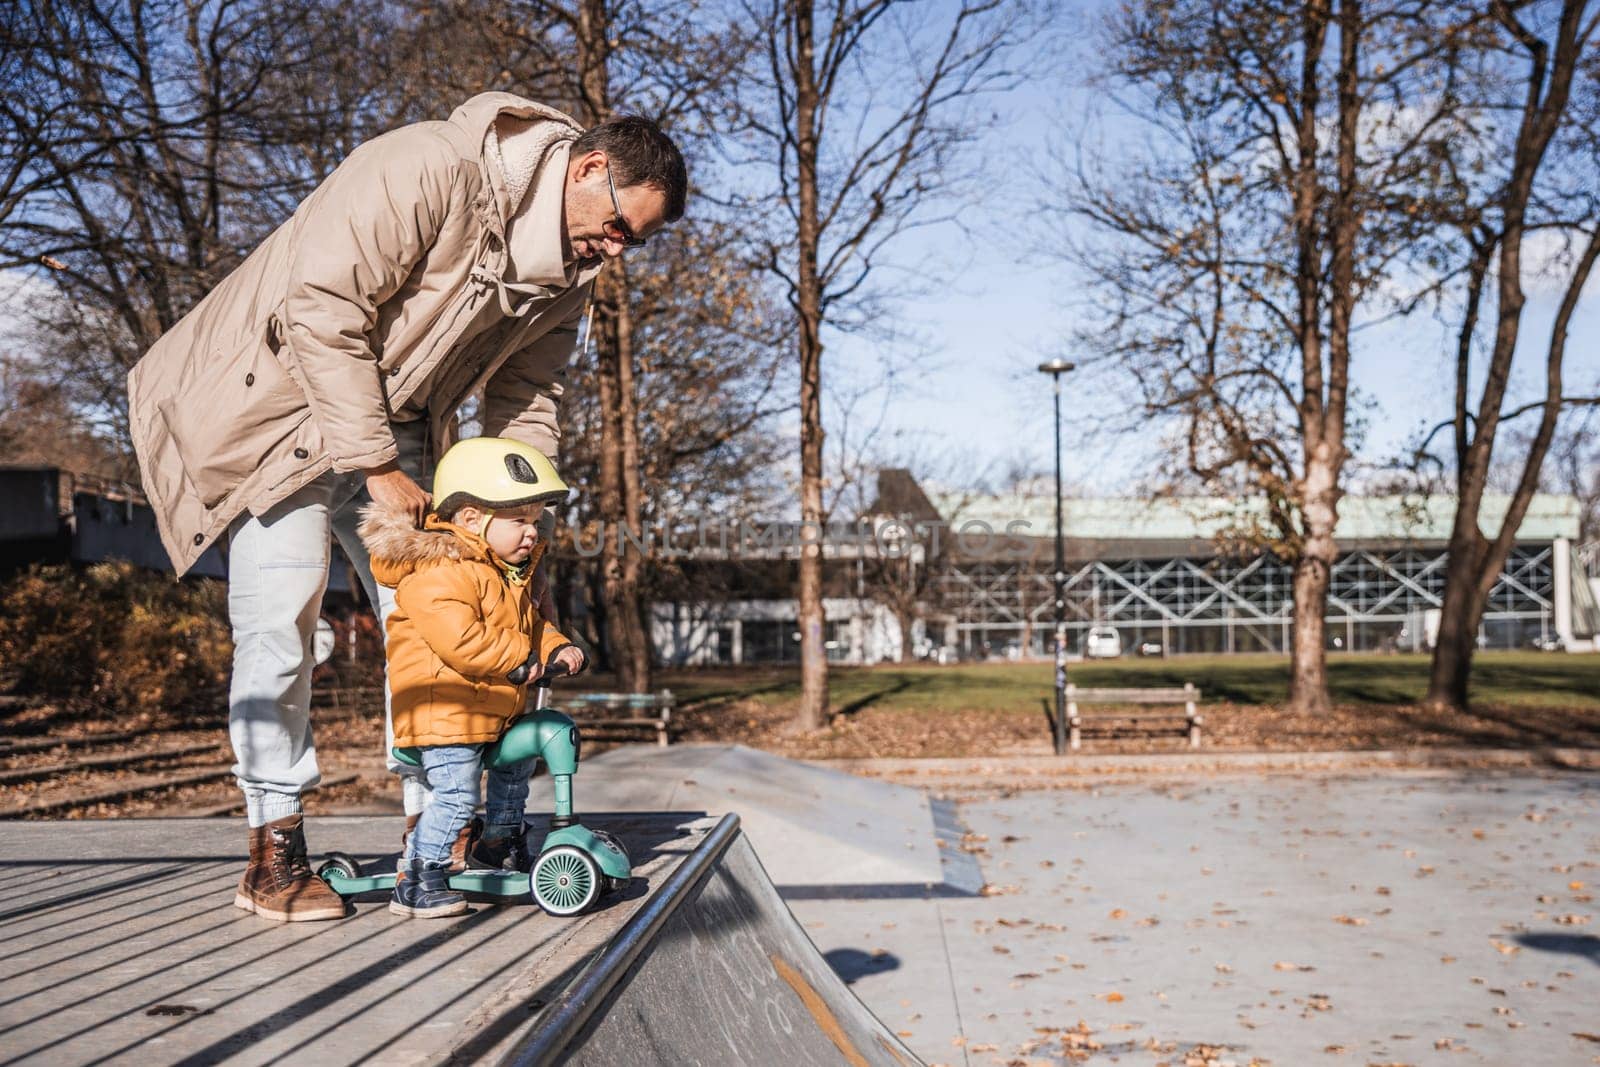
[0,766,237,819]
[0,730,146,756]
[0,742,222,785]
[1065,688,1197,703]
[1071,712,1193,721]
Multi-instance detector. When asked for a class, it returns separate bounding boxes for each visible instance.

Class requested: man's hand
[365,462,430,526]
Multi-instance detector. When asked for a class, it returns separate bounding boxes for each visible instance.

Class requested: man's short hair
[573,116,688,223]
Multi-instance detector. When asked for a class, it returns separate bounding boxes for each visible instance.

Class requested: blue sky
[820,9,1600,499]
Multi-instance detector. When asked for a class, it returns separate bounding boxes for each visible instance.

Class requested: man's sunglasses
[604,164,648,249]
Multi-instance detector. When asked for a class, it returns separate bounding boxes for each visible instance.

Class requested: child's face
[471,504,544,563]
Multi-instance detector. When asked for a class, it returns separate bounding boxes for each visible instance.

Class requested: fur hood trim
[358,504,494,589]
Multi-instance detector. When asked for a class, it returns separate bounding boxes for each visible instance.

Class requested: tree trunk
[1287,0,1355,717]
[591,265,652,692]
[1423,0,1591,712]
[896,606,916,663]
[573,0,650,692]
[1289,448,1339,715]
[614,266,652,690]
[792,0,828,730]
[1285,0,1334,717]
[1425,531,1489,711]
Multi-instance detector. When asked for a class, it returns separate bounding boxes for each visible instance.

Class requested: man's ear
[569,149,607,183]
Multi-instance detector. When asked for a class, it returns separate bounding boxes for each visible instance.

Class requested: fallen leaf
[1100,991,1125,1002]
[1333,914,1369,926]
[1489,939,1521,955]
[1109,908,1127,919]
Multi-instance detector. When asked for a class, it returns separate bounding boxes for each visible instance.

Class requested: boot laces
[269,827,314,888]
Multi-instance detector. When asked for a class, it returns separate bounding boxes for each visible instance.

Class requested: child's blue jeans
[407,744,536,864]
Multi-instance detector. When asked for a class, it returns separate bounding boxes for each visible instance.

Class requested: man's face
[563,149,671,263]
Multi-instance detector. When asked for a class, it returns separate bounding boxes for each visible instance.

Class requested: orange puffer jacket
[359,504,571,748]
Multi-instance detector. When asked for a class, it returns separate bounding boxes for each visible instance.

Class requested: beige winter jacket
[127,93,602,574]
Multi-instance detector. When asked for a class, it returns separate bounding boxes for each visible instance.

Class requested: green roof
[927,492,1580,545]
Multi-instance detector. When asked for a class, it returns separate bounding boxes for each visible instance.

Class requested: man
[127,92,686,921]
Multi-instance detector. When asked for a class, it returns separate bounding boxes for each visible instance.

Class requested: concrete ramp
[510,814,921,1066]
[584,744,975,897]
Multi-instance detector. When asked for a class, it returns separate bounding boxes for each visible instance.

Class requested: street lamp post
[1037,359,1075,755]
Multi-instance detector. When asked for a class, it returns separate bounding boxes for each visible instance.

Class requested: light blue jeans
[407,745,536,864]
[227,420,431,826]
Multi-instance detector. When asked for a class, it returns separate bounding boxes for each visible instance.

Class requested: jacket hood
[447,93,585,228]
[358,503,547,588]
[446,93,584,142]
[359,504,489,588]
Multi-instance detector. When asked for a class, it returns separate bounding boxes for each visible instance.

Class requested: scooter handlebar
[506,647,580,686]
[533,659,570,688]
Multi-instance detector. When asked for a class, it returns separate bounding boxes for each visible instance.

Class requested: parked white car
[1084,626,1123,659]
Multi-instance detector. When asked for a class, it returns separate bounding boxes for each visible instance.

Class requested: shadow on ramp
[507,813,923,1066]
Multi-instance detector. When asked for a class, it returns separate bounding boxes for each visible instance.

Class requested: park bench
[557,690,676,748]
[1066,683,1202,751]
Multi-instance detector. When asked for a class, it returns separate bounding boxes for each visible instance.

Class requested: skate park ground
[1,746,1597,1065]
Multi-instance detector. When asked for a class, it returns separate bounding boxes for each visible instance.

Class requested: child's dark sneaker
[389,860,468,917]
[468,828,531,872]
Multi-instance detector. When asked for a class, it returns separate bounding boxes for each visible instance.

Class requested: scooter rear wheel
[316,852,363,883]
[531,845,601,915]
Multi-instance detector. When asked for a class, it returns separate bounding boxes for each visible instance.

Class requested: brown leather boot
[449,817,482,872]
[233,814,349,922]
[399,814,480,873]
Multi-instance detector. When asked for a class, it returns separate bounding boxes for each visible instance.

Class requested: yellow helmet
[431,437,571,516]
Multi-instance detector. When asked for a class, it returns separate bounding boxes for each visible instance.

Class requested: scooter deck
[323,869,532,898]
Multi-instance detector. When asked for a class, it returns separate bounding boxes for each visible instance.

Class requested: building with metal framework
[649,471,1599,665]
[929,492,1596,659]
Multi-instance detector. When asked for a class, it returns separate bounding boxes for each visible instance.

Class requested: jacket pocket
[156,322,309,508]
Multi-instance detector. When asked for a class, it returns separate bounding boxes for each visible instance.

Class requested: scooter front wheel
[531,845,601,916]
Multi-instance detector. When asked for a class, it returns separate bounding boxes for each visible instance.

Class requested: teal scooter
[315,660,631,916]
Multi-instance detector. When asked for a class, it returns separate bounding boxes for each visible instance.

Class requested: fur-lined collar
[358,503,546,589]
[358,503,497,590]
[359,503,484,564]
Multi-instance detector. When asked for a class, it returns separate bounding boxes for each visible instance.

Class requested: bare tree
[0,0,423,461]
[1412,0,1599,707]
[1056,0,1488,714]
[735,0,1025,729]
[494,0,760,690]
